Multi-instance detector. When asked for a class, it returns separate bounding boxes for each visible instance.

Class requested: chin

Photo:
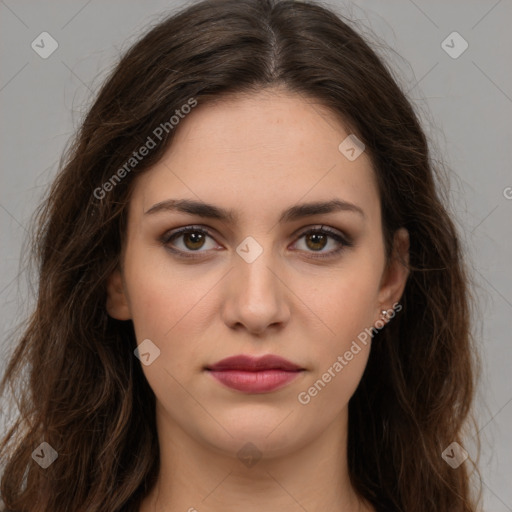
[199,412,306,458]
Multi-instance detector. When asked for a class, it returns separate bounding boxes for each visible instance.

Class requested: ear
[376,227,410,316]
[106,268,132,320]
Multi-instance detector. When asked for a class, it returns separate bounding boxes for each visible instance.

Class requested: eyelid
[291,225,353,259]
[158,225,219,254]
[159,224,353,259]
[293,224,349,241]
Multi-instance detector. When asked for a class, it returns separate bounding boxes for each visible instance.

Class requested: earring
[380,309,389,321]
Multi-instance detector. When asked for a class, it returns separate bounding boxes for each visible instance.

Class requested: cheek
[302,254,382,389]
[310,288,374,389]
[297,344,370,421]
[128,279,176,341]
[129,280,205,372]
[298,279,375,413]
[124,241,204,339]
[124,249,221,380]
[294,294,372,426]
[314,262,383,340]
[124,264,210,416]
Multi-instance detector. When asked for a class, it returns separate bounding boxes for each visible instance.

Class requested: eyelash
[159,225,353,261]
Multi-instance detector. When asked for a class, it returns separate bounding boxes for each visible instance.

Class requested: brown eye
[182,231,207,250]
[160,226,220,258]
[292,226,353,259]
[304,232,328,251]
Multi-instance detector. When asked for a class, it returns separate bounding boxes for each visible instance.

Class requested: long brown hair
[0,0,482,510]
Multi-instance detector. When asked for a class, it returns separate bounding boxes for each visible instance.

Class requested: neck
[140,405,374,512]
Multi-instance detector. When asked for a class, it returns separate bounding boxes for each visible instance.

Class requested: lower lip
[207,369,302,393]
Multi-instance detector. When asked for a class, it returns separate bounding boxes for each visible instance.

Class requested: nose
[220,247,291,336]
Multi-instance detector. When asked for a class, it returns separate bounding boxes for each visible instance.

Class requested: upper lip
[206,354,303,372]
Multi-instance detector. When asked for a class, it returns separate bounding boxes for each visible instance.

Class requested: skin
[106,87,410,512]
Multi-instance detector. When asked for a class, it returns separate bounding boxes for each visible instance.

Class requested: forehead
[130,89,380,225]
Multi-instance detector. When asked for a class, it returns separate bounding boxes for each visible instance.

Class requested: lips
[205,355,304,393]
[207,354,303,372]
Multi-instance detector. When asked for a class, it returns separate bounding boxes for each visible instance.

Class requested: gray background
[0,0,511,510]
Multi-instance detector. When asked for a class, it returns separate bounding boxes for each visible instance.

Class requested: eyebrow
[144,198,365,223]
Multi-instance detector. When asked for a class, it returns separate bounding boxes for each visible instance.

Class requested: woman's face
[107,88,409,458]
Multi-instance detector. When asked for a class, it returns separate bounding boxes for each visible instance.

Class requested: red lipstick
[205,355,304,393]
